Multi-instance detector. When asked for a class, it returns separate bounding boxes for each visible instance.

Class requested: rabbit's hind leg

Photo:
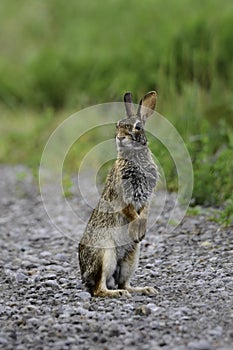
[124,285,159,295]
[93,249,131,298]
[118,244,140,289]
[118,245,158,295]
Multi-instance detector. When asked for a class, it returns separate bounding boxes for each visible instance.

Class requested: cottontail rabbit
[79,91,159,297]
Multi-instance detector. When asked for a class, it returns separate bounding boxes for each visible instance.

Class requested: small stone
[100,337,107,343]
[15,271,28,283]
[31,274,41,282]
[44,280,59,288]
[27,318,39,326]
[76,291,92,301]
[75,306,89,316]
[39,251,51,258]
[124,337,136,346]
[188,340,213,350]
[209,326,223,336]
[59,278,68,284]
[134,296,146,302]
[109,328,120,337]
[0,306,5,315]
[147,303,160,313]
[92,334,99,342]
[200,241,212,248]
[135,305,152,316]
[158,339,167,347]
[109,323,120,337]
[43,273,57,280]
[55,253,68,262]
[0,337,8,345]
[149,321,162,330]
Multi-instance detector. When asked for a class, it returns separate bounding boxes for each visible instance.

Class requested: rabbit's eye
[134,123,142,131]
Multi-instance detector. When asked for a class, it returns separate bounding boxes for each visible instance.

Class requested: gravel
[0,165,233,350]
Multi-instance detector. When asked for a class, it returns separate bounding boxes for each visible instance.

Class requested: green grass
[1,0,233,107]
[0,0,233,225]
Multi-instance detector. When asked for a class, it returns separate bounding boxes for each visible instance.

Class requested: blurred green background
[0,0,232,224]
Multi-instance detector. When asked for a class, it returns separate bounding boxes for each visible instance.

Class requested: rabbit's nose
[117,136,125,142]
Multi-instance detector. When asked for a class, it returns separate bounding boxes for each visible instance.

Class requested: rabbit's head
[116,91,157,151]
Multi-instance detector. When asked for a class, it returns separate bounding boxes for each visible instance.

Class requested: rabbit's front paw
[129,218,147,243]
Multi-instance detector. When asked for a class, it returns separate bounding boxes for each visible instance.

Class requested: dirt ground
[0,165,232,350]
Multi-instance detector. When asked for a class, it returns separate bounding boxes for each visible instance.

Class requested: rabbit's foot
[94,288,131,298]
[128,218,147,243]
[125,286,159,295]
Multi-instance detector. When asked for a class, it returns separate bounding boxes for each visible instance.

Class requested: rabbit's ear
[137,91,157,123]
[124,92,135,118]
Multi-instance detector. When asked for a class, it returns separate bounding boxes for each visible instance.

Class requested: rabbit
[79,91,159,297]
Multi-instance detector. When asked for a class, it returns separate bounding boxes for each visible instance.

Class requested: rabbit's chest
[121,164,157,209]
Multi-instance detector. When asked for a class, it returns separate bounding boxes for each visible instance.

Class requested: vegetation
[0,0,232,224]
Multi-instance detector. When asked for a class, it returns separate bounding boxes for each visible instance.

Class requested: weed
[210,198,233,227]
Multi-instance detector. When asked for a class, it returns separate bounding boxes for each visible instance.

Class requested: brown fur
[79,91,159,297]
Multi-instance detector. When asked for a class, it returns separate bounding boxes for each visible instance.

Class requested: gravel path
[0,165,232,350]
